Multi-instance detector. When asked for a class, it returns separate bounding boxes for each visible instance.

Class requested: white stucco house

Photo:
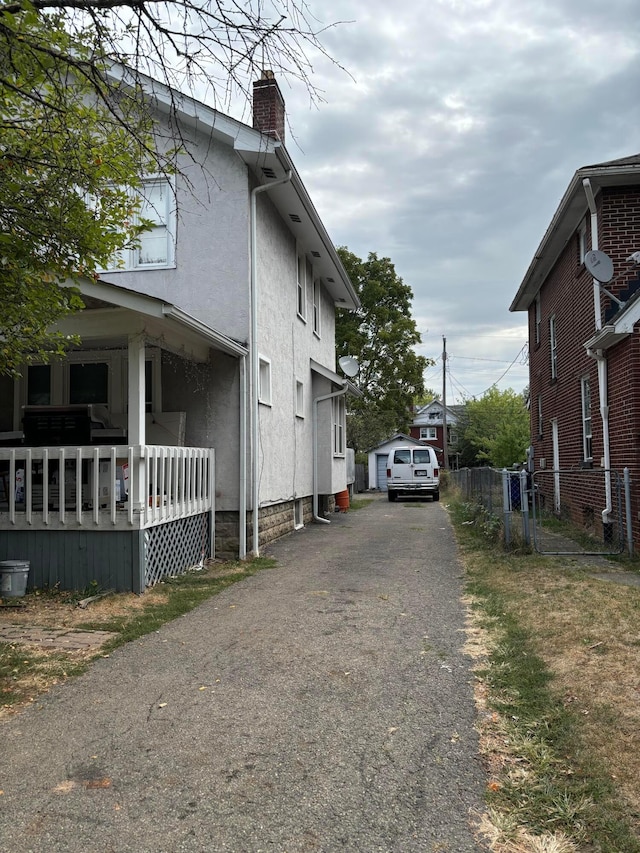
[0,71,359,592]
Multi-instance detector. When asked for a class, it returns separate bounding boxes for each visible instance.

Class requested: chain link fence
[449,466,633,555]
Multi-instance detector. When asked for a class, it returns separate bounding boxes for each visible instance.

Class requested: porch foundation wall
[0,529,145,594]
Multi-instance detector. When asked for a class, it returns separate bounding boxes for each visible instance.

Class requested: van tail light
[386,468,391,477]
[434,468,439,476]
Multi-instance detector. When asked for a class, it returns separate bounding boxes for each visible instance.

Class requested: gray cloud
[272,0,640,399]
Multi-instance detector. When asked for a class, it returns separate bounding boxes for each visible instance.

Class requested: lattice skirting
[144,513,210,587]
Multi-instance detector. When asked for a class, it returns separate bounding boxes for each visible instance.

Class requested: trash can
[0,560,30,598]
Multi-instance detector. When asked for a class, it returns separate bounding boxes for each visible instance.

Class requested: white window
[449,431,458,445]
[537,395,543,438]
[550,315,558,380]
[581,376,592,461]
[578,222,587,264]
[295,380,304,417]
[102,177,176,272]
[535,294,541,346]
[312,279,321,337]
[332,395,345,455]
[429,411,441,420]
[297,253,308,320]
[420,427,437,440]
[258,356,272,406]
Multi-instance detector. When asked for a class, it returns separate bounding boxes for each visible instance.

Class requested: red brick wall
[528,185,640,544]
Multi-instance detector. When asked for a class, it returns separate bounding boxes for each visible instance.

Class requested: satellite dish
[584,249,614,283]
[339,355,359,378]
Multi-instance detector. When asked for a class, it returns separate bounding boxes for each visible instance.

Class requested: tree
[0,1,343,374]
[335,248,431,454]
[460,386,529,468]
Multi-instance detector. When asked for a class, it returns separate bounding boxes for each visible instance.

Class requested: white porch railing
[0,445,215,530]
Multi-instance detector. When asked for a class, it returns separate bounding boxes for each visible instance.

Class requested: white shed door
[376,454,389,490]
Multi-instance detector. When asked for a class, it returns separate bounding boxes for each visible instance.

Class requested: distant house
[365,434,424,491]
[409,400,463,469]
[510,154,640,546]
[0,71,360,592]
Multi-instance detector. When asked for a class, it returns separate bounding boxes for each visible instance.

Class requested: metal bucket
[0,560,30,598]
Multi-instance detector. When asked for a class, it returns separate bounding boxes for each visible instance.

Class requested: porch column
[128,333,146,511]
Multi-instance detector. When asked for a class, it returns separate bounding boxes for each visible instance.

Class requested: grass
[448,491,640,852]
[0,556,276,716]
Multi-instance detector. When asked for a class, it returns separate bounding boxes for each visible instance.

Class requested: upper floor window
[449,431,458,445]
[550,315,558,380]
[420,426,437,440]
[537,394,543,439]
[578,221,587,265]
[333,395,345,455]
[101,177,176,272]
[312,279,321,337]
[428,410,441,420]
[535,294,541,345]
[258,356,272,406]
[581,376,592,461]
[297,253,312,320]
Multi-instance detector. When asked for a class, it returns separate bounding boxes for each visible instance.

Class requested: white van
[386,446,440,502]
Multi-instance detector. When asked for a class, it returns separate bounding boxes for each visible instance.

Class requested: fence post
[624,467,633,557]
[502,468,511,546]
[520,468,530,546]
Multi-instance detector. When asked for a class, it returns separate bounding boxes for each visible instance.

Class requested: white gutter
[583,178,612,528]
[250,171,292,556]
[312,383,348,524]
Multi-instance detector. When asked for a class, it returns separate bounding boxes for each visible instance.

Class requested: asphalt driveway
[0,493,487,852]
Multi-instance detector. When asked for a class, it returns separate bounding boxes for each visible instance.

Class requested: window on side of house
[101,177,176,272]
[550,315,558,380]
[27,365,51,405]
[537,394,543,439]
[258,356,272,406]
[312,278,321,337]
[332,395,345,455]
[581,376,592,461]
[295,380,304,417]
[420,426,437,440]
[578,221,587,265]
[69,362,109,405]
[449,431,458,445]
[535,294,541,346]
[297,253,307,320]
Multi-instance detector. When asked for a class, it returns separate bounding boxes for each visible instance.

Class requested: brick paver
[0,624,117,651]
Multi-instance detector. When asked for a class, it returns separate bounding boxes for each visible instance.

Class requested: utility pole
[442,335,448,470]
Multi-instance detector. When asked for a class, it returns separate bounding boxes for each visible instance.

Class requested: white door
[552,418,560,513]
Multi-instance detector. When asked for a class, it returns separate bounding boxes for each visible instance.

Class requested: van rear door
[412,448,434,482]
[389,447,412,483]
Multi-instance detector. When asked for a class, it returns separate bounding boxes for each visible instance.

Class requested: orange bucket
[336,489,350,512]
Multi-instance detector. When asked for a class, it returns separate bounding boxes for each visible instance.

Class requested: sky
[230,0,640,403]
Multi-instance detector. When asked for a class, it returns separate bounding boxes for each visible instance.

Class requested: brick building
[510,154,640,548]
[409,400,463,470]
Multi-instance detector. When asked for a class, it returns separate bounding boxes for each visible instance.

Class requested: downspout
[312,383,348,524]
[238,354,247,559]
[250,171,292,556]
[583,178,612,528]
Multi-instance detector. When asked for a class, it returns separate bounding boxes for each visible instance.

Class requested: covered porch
[0,279,247,592]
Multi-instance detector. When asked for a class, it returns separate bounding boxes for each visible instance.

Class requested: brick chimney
[252,70,285,143]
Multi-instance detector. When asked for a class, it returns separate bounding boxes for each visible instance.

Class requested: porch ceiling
[56,279,247,362]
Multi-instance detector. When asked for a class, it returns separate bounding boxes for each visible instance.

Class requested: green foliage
[335,248,431,452]
[0,9,160,375]
[460,386,529,468]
